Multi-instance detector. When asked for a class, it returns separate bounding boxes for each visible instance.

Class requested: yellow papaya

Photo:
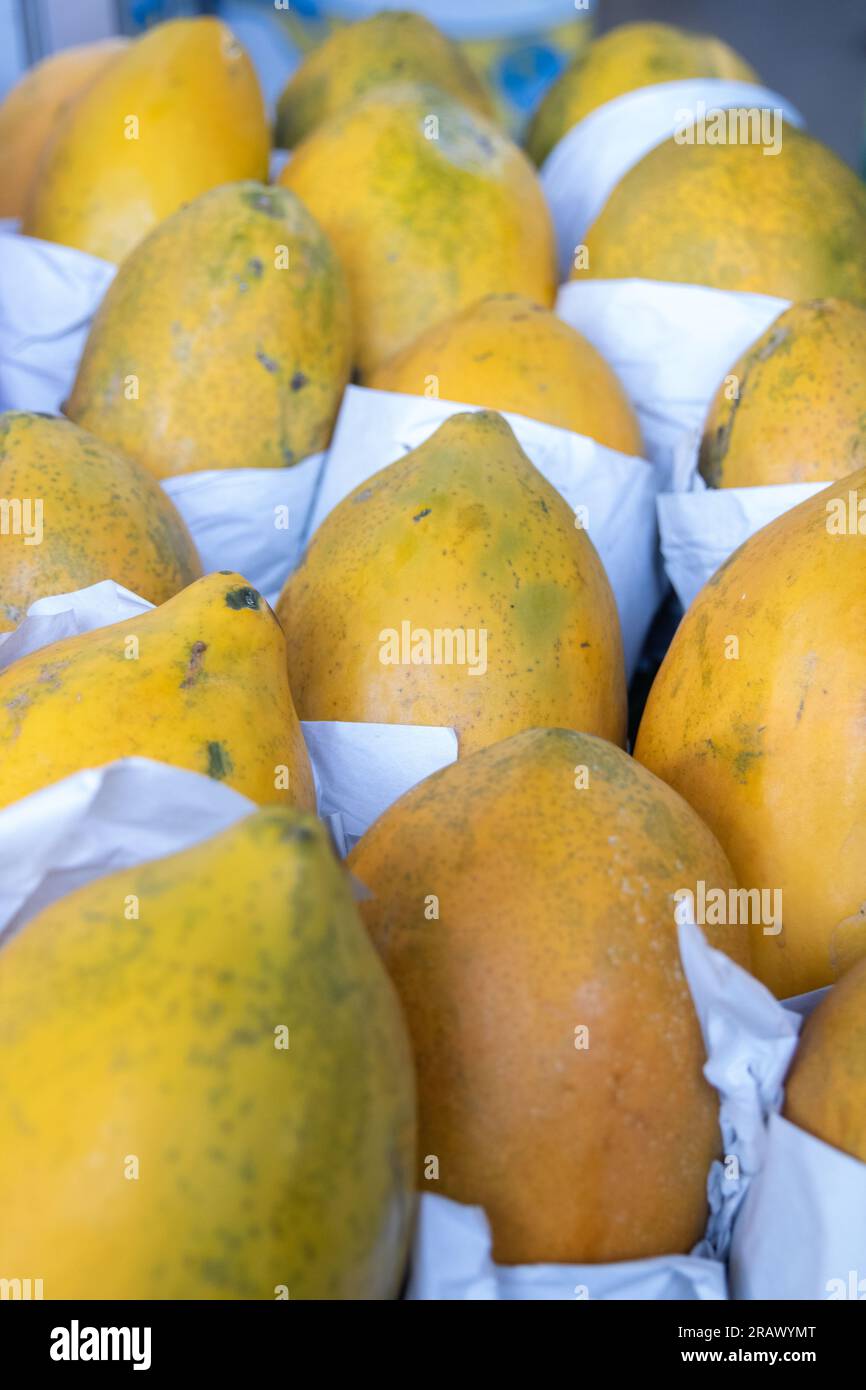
[277,411,626,755]
[700,299,866,487]
[0,571,314,812]
[526,21,757,166]
[66,183,352,477]
[784,956,866,1164]
[22,18,268,262]
[369,292,642,454]
[349,726,749,1265]
[572,127,866,306]
[275,9,495,148]
[0,808,416,1298]
[279,83,556,376]
[0,411,200,630]
[635,469,866,996]
[0,38,128,218]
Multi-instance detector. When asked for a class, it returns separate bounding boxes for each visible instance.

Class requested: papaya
[526,21,758,166]
[66,183,351,478]
[0,412,200,630]
[0,571,314,812]
[369,293,642,454]
[277,411,626,755]
[0,808,416,1298]
[22,18,268,263]
[783,956,866,1164]
[571,126,866,306]
[278,83,556,376]
[634,469,866,997]
[348,726,749,1265]
[700,299,866,488]
[0,38,128,218]
[275,9,495,148]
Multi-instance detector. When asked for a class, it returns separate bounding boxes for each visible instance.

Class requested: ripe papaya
[279,83,556,376]
[526,21,757,166]
[349,726,748,1265]
[66,183,352,478]
[0,571,314,812]
[22,18,268,262]
[572,127,866,307]
[700,299,866,488]
[277,411,627,755]
[0,808,416,1298]
[783,956,866,1165]
[635,469,866,996]
[275,9,495,148]
[0,38,128,218]
[0,412,200,630]
[369,293,642,454]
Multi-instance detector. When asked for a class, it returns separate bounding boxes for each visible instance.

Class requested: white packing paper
[541,80,803,280]
[407,920,800,1300]
[0,581,457,848]
[0,228,115,414]
[729,1112,866,1301]
[0,760,255,944]
[307,385,662,679]
[556,279,790,485]
[657,479,829,611]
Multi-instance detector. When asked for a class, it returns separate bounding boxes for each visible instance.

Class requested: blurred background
[1,0,864,168]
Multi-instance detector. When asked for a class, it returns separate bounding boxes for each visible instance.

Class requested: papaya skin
[783,956,866,1165]
[634,469,866,997]
[0,571,314,812]
[22,18,268,263]
[572,127,866,307]
[279,83,556,376]
[526,21,757,166]
[0,809,417,1299]
[349,727,748,1266]
[275,9,495,148]
[369,293,642,455]
[0,412,200,631]
[0,38,128,218]
[66,183,352,477]
[277,411,627,755]
[700,299,866,488]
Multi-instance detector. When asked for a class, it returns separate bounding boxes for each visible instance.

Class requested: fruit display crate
[0,0,865,1347]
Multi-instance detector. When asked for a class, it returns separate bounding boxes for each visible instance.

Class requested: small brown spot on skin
[180,641,207,689]
[413,508,431,522]
[291,371,308,391]
[256,349,279,373]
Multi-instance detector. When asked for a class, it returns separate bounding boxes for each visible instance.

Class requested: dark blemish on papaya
[413,507,431,522]
[180,640,207,688]
[473,352,494,362]
[279,821,316,843]
[282,445,295,465]
[580,641,590,648]
[225,586,260,611]
[290,371,308,391]
[256,348,279,373]
[354,487,373,503]
[244,189,282,217]
[206,741,233,781]
[247,257,264,277]
[218,570,232,575]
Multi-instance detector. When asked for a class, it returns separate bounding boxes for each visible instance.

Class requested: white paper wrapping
[0,228,115,414]
[556,280,790,484]
[0,581,457,848]
[162,452,323,604]
[0,760,255,944]
[657,478,829,611]
[729,1113,866,1301]
[308,385,662,679]
[408,920,800,1300]
[541,81,803,281]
